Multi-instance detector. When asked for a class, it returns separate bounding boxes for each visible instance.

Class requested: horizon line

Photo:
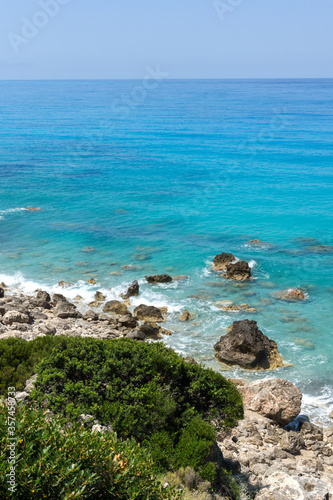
[1,77,333,82]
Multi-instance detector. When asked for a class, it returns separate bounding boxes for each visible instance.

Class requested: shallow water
[0,79,332,424]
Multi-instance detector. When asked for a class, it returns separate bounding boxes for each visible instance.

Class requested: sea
[0,79,332,425]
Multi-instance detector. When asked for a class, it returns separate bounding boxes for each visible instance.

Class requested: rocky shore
[219,378,333,499]
[0,281,171,342]
[1,250,332,499]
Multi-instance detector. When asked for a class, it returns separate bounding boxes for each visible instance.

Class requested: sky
[0,0,332,79]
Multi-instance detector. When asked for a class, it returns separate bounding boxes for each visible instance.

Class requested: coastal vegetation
[0,336,243,499]
[0,404,179,500]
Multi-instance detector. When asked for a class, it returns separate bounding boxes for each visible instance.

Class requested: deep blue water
[1,79,333,423]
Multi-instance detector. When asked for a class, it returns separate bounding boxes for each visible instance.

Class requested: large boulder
[52,293,69,307]
[239,378,302,426]
[121,280,139,299]
[133,304,165,322]
[212,252,236,271]
[214,319,284,370]
[2,310,30,325]
[145,274,172,284]
[139,322,162,339]
[103,300,129,316]
[117,314,138,329]
[255,472,330,500]
[54,302,81,319]
[224,261,252,281]
[125,329,145,341]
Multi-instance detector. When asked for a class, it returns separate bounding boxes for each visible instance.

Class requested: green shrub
[0,336,61,394]
[31,337,243,488]
[174,417,216,483]
[0,404,180,500]
[32,337,243,435]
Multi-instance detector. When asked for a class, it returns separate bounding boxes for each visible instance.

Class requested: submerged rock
[145,274,173,284]
[239,378,302,426]
[214,319,284,370]
[133,304,165,322]
[121,280,139,299]
[224,261,252,281]
[271,288,306,302]
[132,253,151,261]
[212,252,236,271]
[306,244,333,254]
[81,247,96,253]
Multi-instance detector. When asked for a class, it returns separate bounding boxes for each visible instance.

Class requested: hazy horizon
[1,0,332,80]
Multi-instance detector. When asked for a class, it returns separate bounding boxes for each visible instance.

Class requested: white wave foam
[248,259,257,269]
[302,389,333,426]
[0,207,27,220]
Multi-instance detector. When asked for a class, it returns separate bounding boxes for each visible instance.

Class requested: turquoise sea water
[1,79,332,423]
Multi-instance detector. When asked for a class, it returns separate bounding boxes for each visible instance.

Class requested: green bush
[31,337,243,485]
[32,337,243,434]
[0,404,180,500]
[0,336,61,395]
[173,417,216,484]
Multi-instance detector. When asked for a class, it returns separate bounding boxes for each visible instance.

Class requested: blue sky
[0,0,332,79]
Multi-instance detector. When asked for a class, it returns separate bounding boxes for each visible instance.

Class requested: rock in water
[272,288,306,301]
[103,300,129,316]
[145,274,172,284]
[0,287,4,298]
[224,261,252,281]
[212,252,236,271]
[214,319,284,370]
[121,280,139,298]
[58,281,74,288]
[239,378,302,425]
[179,310,193,321]
[133,304,165,322]
[94,291,106,302]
